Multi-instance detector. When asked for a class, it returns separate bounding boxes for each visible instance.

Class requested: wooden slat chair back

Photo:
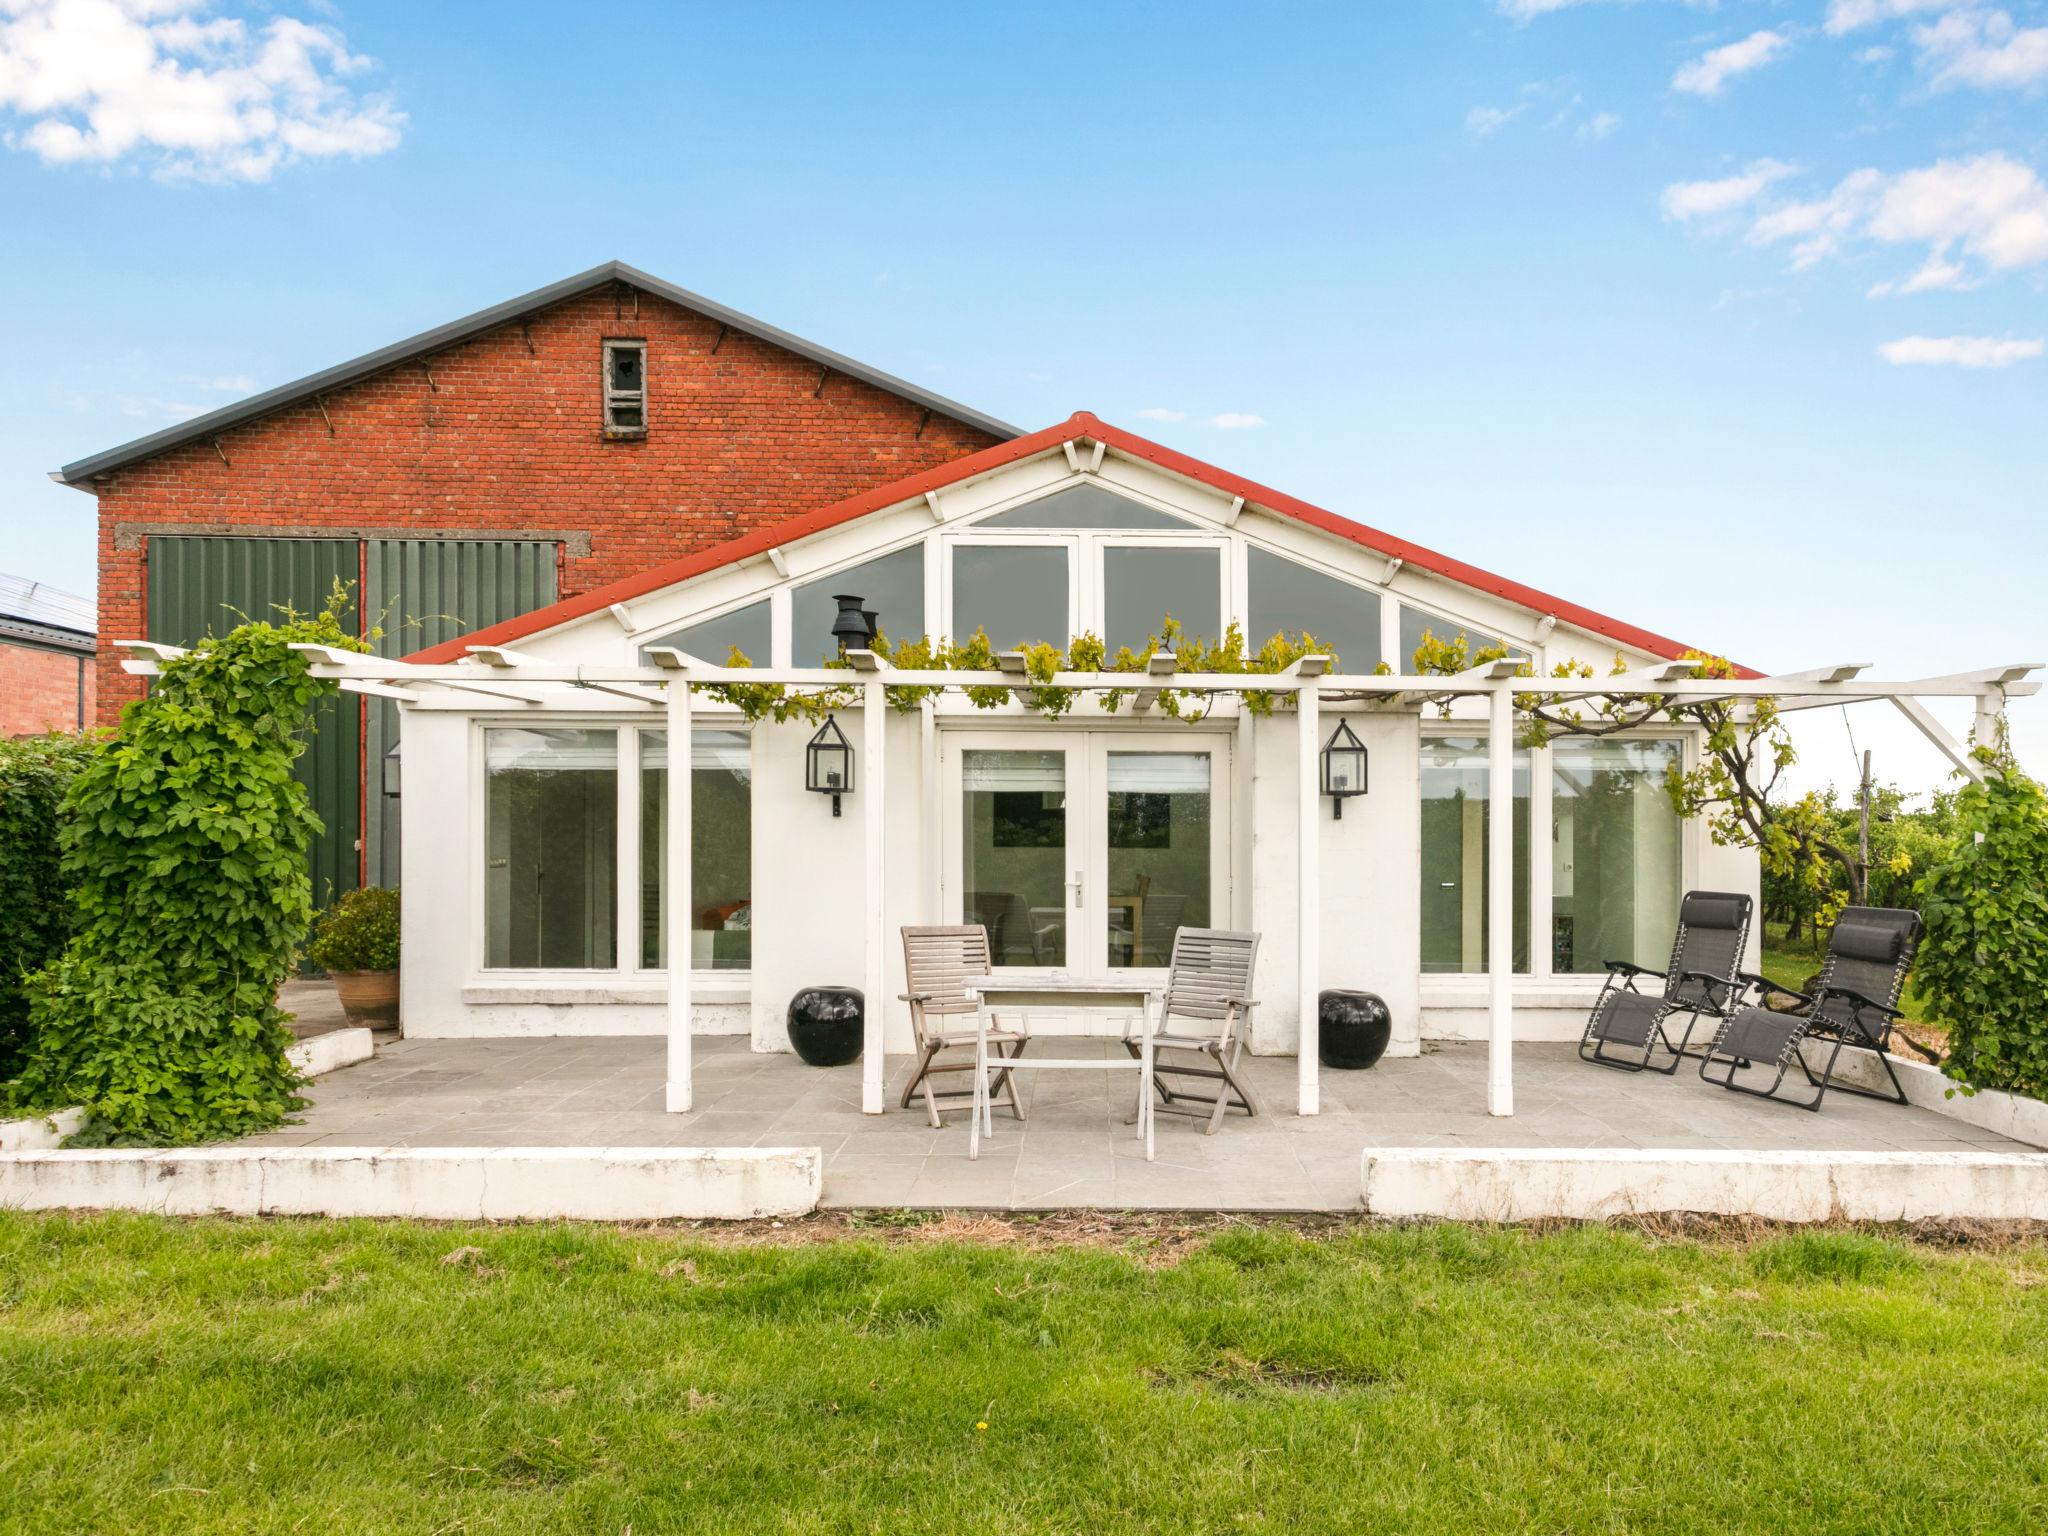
[898,925,1028,1128]
[1127,927,1264,1135]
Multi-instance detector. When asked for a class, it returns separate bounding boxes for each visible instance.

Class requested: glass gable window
[953,545,1068,649]
[640,600,772,667]
[976,485,1193,530]
[485,728,619,969]
[1419,735,1530,974]
[1398,607,1511,674]
[1551,738,1683,975]
[1104,546,1220,654]
[1247,547,1382,671]
[793,546,924,663]
[640,729,753,971]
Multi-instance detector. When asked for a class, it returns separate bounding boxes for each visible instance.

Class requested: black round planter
[787,985,864,1067]
[1319,990,1392,1070]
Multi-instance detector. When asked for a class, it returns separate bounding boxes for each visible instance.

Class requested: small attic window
[603,339,647,438]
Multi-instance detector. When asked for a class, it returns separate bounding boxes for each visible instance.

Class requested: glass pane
[640,599,771,666]
[952,545,1067,650]
[962,749,1066,967]
[1247,546,1381,671]
[640,729,753,971]
[1399,607,1514,673]
[609,346,643,391]
[977,485,1193,530]
[1419,735,1529,974]
[1551,738,1682,974]
[608,404,644,430]
[485,728,618,969]
[793,546,924,664]
[1103,546,1220,655]
[1106,752,1211,969]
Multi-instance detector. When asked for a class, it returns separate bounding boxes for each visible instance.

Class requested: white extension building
[290,412,2020,1119]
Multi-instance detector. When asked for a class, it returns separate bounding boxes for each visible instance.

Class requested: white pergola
[122,642,2042,1121]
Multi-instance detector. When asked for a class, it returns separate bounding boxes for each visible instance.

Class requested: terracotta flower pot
[331,969,400,1032]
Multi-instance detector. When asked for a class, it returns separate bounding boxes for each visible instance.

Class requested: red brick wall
[87,285,1002,722]
[0,642,92,736]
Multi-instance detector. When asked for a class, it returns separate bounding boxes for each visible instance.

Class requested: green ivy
[0,733,102,1086]
[10,604,366,1143]
[1914,742,2048,1102]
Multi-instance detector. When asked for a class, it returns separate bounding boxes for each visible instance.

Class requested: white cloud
[1867,254,1969,295]
[1691,153,2048,284]
[1576,110,1621,141]
[1133,407,1186,423]
[1465,103,1523,138]
[1673,30,1792,97]
[1877,334,2043,366]
[1824,0,1962,36]
[1206,413,1265,429]
[0,0,404,183]
[1661,158,1797,220]
[1855,44,1897,63]
[1913,8,2048,91]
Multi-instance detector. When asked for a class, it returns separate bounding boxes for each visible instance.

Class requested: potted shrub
[307,886,402,1032]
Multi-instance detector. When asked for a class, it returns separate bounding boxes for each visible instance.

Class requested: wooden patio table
[959,975,1161,1162]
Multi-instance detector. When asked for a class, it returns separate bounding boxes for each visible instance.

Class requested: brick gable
[87,283,1001,721]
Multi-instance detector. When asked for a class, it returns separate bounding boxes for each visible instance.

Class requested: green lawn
[2,1215,2045,1533]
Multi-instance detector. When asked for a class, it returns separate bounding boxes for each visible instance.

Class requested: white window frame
[940,532,1082,650]
[1417,722,1696,988]
[1094,534,1231,657]
[470,717,753,983]
[602,338,647,439]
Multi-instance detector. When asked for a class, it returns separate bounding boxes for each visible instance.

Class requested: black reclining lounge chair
[1579,891,1756,1074]
[1697,906,1923,1112]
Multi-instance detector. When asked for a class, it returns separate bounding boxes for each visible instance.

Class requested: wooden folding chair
[898,925,1028,1129]
[1124,927,1262,1134]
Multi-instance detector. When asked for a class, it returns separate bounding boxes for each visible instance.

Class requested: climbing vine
[706,619,1336,725]
[11,598,367,1144]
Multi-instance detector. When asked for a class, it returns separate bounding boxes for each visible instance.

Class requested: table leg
[1140,996,1156,1161]
[970,1000,987,1161]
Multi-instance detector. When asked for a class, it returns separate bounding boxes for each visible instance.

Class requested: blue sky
[1,0,2043,792]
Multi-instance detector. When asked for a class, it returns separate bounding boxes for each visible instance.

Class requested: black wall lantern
[382,739,402,799]
[1321,720,1368,817]
[830,593,873,657]
[807,715,854,816]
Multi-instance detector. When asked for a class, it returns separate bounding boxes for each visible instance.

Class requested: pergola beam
[1130,650,1179,714]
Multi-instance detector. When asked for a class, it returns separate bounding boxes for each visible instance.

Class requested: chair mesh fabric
[1810,907,1920,1039]
[1717,1006,1805,1067]
[1588,989,1664,1048]
[1661,891,1752,1006]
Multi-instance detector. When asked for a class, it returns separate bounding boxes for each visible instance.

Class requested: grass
[2,1213,2046,1533]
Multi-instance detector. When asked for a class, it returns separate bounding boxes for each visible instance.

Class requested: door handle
[1069,870,1083,906]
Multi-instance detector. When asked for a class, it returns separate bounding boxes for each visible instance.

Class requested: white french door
[939,728,1230,989]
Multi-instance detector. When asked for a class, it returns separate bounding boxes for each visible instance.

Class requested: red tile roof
[409,411,1747,673]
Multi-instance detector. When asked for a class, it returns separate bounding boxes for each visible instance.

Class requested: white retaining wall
[1361,1147,2048,1222]
[0,1146,821,1220]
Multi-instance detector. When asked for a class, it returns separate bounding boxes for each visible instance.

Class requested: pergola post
[1487,680,1513,1117]
[664,678,693,1113]
[1975,689,2003,751]
[862,680,887,1114]
[1297,678,1321,1116]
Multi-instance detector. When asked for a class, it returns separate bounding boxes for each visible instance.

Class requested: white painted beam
[1487,682,1514,1117]
[665,680,694,1113]
[1297,679,1321,1116]
[862,681,888,1114]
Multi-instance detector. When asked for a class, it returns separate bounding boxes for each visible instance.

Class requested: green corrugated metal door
[146,536,362,905]
[364,540,558,887]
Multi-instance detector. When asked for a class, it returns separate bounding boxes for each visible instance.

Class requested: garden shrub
[11,607,364,1143]
[307,886,401,973]
[0,733,101,1087]
[1914,745,2048,1101]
